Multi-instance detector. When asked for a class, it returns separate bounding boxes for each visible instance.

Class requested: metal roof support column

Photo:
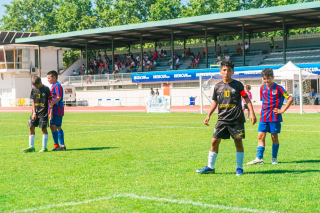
[155,41,157,52]
[242,22,245,67]
[214,36,217,53]
[283,18,286,64]
[171,30,174,70]
[112,36,114,72]
[140,34,143,72]
[249,32,251,51]
[80,48,83,58]
[183,38,186,50]
[205,26,208,68]
[38,45,41,77]
[128,44,131,55]
[57,50,59,74]
[85,40,88,73]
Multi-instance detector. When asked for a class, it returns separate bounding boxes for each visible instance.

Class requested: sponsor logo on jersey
[239,132,244,136]
[272,89,277,95]
[231,89,236,94]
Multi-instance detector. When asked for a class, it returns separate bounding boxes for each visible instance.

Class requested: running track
[0,105,319,113]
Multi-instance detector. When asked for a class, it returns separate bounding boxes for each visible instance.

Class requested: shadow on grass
[67,147,120,151]
[281,160,320,164]
[245,169,320,174]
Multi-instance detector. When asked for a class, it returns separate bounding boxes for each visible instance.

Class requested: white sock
[208,151,218,169]
[236,152,244,169]
[42,134,48,149]
[29,135,35,148]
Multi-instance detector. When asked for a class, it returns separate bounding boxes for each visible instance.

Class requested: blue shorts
[50,115,63,127]
[258,122,281,134]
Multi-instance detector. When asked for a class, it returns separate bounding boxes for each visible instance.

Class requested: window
[114,85,139,90]
[75,87,84,91]
[173,82,200,88]
[142,83,161,89]
[87,86,102,90]
[65,89,73,94]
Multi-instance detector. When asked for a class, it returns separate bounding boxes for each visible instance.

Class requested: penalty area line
[10,193,283,213]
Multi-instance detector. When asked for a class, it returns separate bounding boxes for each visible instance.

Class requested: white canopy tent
[275,61,318,114]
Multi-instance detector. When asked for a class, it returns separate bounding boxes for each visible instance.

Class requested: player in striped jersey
[47,70,66,151]
[247,68,293,165]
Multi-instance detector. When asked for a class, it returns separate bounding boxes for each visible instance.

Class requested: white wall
[14,74,32,99]
[40,49,59,76]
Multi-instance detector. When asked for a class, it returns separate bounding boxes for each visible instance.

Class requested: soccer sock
[272,144,280,158]
[247,111,250,119]
[208,151,218,169]
[42,134,48,149]
[52,131,59,146]
[57,129,65,146]
[236,152,244,169]
[29,135,35,148]
[257,146,265,160]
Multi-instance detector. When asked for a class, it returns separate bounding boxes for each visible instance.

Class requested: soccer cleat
[59,146,66,151]
[39,148,48,153]
[236,167,243,176]
[272,158,278,164]
[52,145,61,151]
[247,158,264,165]
[22,147,35,153]
[196,166,215,174]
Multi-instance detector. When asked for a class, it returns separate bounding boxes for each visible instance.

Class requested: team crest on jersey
[231,89,236,94]
[42,93,45,96]
[272,89,277,95]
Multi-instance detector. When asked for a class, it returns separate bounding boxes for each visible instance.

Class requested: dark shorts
[50,115,63,127]
[28,116,49,128]
[213,122,245,140]
[243,104,248,110]
[270,45,274,48]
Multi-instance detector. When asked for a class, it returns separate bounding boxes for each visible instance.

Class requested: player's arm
[204,100,218,126]
[274,89,293,114]
[50,86,62,108]
[243,96,257,125]
[32,99,36,120]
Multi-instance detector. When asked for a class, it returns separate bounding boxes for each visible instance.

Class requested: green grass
[1,112,320,213]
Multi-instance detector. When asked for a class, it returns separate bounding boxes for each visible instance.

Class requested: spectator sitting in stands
[223,44,229,54]
[81,64,86,75]
[194,56,200,68]
[189,55,195,68]
[158,46,162,56]
[245,42,249,54]
[309,88,318,104]
[148,51,152,60]
[225,53,230,61]
[153,59,157,67]
[215,54,221,64]
[187,48,192,57]
[201,47,206,58]
[222,53,226,61]
[150,60,154,71]
[113,63,119,76]
[197,52,201,59]
[161,50,167,59]
[104,63,110,73]
[234,43,242,55]
[136,54,140,62]
[174,52,178,59]
[128,59,135,72]
[241,44,244,54]
[72,70,77,76]
[152,51,158,61]
[175,56,180,69]
[146,59,151,71]
[97,54,101,62]
[183,48,187,59]
[103,51,107,58]
[215,44,221,56]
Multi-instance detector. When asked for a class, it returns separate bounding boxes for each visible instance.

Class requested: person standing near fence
[155,89,159,96]
[150,88,155,96]
[242,85,252,120]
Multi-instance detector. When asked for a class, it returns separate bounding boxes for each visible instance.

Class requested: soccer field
[1,112,320,213]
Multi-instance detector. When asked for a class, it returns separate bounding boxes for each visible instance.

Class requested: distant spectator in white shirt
[245,42,249,54]
[158,46,162,55]
[215,54,221,64]
[225,53,230,61]
[136,54,140,62]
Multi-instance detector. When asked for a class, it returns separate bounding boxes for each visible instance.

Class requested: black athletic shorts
[243,104,248,110]
[28,116,49,128]
[212,121,245,140]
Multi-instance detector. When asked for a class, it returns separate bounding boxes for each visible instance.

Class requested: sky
[0,0,189,20]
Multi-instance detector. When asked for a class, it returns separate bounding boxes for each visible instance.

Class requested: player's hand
[273,108,283,114]
[49,113,53,121]
[204,116,210,126]
[32,114,37,121]
[50,102,54,108]
[250,114,257,125]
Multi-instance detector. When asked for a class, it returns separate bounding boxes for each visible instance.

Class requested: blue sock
[257,146,265,160]
[272,144,279,158]
[52,131,59,145]
[57,129,65,146]
[236,152,244,169]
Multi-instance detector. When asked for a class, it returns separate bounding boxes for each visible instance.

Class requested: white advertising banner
[146,96,171,113]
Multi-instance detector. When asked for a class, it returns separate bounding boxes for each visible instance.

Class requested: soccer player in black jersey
[23,76,52,153]
[196,60,257,175]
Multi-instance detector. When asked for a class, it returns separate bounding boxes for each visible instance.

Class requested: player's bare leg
[234,139,244,175]
[210,138,221,153]
[247,132,266,165]
[271,133,279,164]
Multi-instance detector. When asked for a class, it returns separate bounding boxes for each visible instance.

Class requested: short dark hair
[220,60,234,69]
[32,76,41,86]
[261,68,274,77]
[47,70,58,79]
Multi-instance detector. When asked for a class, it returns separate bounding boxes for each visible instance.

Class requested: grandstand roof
[15,2,320,49]
[1,31,38,45]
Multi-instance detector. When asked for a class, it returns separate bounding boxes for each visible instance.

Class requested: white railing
[60,73,133,86]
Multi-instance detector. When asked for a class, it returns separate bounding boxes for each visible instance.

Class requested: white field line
[10,193,282,213]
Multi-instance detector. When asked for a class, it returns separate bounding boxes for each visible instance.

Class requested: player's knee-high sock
[272,144,279,158]
[52,131,59,146]
[57,129,65,146]
[29,135,35,148]
[247,111,250,119]
[257,146,265,160]
[236,152,244,169]
[42,134,48,149]
[208,151,218,169]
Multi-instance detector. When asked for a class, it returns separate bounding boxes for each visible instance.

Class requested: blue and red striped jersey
[260,83,291,122]
[51,82,64,116]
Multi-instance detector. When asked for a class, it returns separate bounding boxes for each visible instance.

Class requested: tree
[148,0,183,21]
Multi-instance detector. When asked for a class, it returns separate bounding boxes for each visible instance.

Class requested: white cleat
[272,158,278,164]
[247,158,264,165]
